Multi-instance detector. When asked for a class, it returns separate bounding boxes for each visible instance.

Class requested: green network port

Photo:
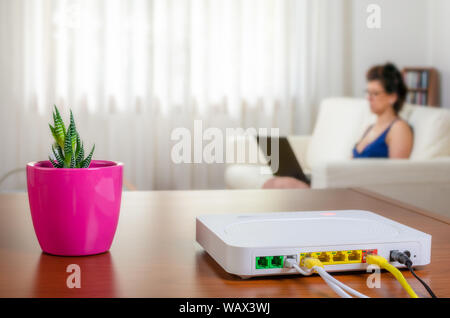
[255,256,285,269]
[269,256,284,268]
[256,256,270,269]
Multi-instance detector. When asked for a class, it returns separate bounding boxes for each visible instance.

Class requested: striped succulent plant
[48,106,95,168]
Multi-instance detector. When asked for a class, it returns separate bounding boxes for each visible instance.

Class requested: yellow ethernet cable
[366,254,419,298]
[302,257,323,269]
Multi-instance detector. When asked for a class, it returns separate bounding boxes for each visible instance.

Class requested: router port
[299,253,313,266]
[299,253,312,266]
[256,257,270,269]
[316,252,331,263]
[284,255,298,268]
[270,256,284,268]
[348,250,362,262]
[332,251,346,262]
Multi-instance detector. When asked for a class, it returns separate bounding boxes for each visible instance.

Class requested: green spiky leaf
[56,145,65,165]
[49,156,63,168]
[69,110,77,153]
[82,144,95,168]
[48,106,93,169]
[76,142,84,168]
[52,145,64,166]
[53,106,66,148]
[64,125,73,167]
[75,133,81,163]
[70,152,76,168]
[49,124,58,143]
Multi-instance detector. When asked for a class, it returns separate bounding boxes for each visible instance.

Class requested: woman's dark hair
[366,62,407,114]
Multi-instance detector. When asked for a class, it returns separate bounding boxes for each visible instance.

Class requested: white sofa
[225,97,450,189]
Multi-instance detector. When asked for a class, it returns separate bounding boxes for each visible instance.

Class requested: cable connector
[390,250,437,298]
[284,257,297,268]
[289,256,368,298]
[303,257,324,270]
[365,254,389,267]
[366,254,419,298]
[390,250,413,267]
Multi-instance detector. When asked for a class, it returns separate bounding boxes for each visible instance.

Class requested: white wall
[428,0,450,109]
[351,0,430,99]
[350,0,450,109]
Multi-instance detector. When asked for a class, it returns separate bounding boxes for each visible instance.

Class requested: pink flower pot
[26,160,123,256]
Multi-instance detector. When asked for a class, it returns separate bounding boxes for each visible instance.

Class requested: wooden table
[0,189,449,298]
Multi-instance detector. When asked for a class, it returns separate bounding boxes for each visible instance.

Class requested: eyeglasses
[365,89,386,98]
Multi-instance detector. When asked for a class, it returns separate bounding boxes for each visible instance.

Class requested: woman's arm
[387,120,414,159]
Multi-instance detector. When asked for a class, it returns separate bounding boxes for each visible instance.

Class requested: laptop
[256,136,310,185]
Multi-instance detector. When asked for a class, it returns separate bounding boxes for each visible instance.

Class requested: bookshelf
[402,67,439,107]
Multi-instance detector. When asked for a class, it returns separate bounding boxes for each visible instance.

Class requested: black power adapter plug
[389,250,437,298]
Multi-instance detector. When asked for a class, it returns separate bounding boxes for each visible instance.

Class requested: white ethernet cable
[317,271,352,298]
[285,258,369,298]
[285,259,351,298]
[314,266,369,298]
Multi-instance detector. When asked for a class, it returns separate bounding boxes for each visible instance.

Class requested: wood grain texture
[0,189,449,298]
[353,187,450,225]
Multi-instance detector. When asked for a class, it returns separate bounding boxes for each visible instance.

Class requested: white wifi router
[195,210,431,278]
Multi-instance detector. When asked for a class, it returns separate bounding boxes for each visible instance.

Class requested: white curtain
[0,0,348,191]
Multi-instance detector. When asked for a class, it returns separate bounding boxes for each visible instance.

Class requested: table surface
[0,188,449,298]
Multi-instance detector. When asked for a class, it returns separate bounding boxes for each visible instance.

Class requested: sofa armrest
[311,158,450,189]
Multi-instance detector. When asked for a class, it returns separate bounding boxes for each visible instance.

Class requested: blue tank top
[353,120,399,158]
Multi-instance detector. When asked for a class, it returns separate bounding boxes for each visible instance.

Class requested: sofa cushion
[306,98,375,166]
[408,106,450,159]
[307,98,450,165]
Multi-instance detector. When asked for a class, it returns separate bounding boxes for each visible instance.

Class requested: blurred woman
[263,62,413,189]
